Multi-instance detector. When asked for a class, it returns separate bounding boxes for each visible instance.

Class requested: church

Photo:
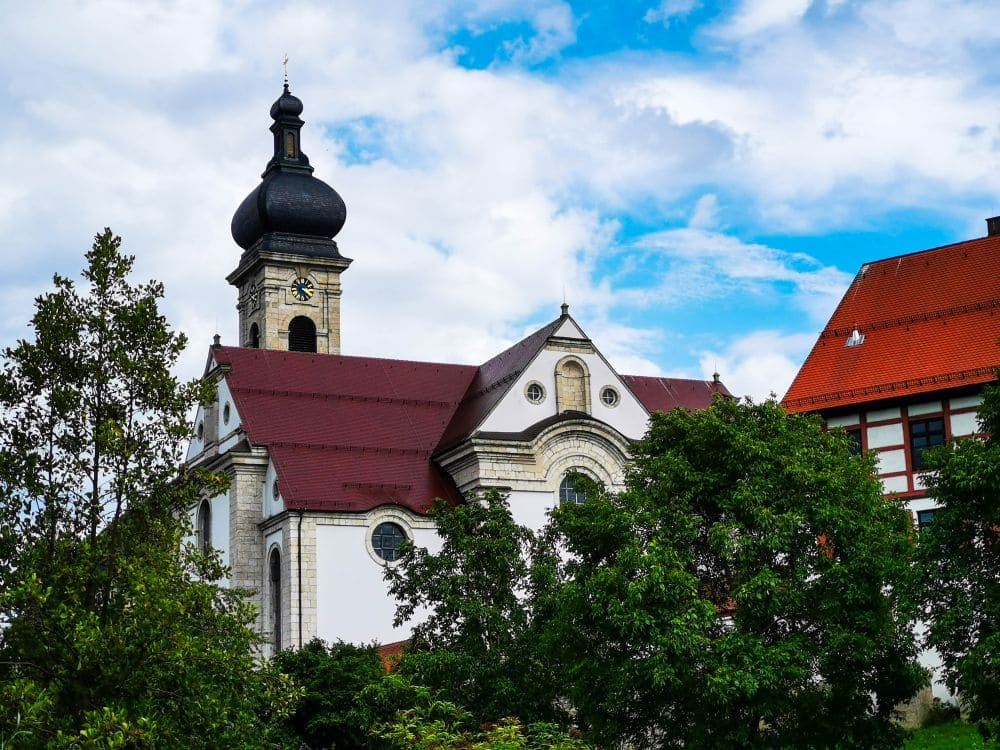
[183,84,730,654]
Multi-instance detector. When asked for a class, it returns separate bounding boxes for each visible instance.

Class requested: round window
[525,382,545,404]
[372,522,407,562]
[600,386,620,407]
[223,403,231,425]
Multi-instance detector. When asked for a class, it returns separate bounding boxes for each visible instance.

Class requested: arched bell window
[269,549,282,652]
[248,322,260,349]
[555,357,590,413]
[288,316,317,353]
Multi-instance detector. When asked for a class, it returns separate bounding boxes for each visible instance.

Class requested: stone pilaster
[226,451,269,640]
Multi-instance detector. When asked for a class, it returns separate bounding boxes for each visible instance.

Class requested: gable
[478,345,652,440]
[552,316,586,339]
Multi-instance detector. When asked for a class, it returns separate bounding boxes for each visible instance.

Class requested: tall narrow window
[248,322,260,349]
[916,509,937,532]
[197,499,212,554]
[269,549,282,653]
[909,417,945,471]
[285,130,296,157]
[845,428,862,456]
[288,316,317,353]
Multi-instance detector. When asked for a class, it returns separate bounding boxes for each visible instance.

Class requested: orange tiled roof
[783,233,1000,412]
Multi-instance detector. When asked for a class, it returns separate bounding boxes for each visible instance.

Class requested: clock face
[290,277,314,302]
[246,281,260,311]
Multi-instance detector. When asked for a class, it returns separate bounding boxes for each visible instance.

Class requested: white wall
[185,403,207,461]
[217,377,243,453]
[507,489,556,533]
[315,519,442,645]
[950,411,978,437]
[209,492,230,576]
[867,423,903,449]
[264,460,285,518]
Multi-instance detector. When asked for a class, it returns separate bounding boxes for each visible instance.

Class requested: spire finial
[283,53,289,89]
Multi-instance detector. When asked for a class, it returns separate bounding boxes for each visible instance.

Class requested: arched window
[559,473,587,505]
[288,316,317,353]
[197,499,212,554]
[248,322,260,349]
[269,549,282,652]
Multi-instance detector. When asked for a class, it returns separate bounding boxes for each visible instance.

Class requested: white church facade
[183,85,729,653]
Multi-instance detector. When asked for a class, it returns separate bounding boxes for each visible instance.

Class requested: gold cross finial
[283,54,289,86]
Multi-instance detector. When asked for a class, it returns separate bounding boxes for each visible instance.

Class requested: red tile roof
[783,234,1000,412]
[622,375,730,412]
[211,325,728,513]
[436,317,563,451]
[213,346,477,514]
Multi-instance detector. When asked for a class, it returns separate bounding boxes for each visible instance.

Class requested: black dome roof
[232,172,346,251]
[231,84,346,253]
[270,87,303,118]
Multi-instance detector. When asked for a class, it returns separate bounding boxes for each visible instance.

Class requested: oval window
[526,382,545,404]
[600,386,620,407]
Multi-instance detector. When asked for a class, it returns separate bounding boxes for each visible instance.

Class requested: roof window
[845,329,865,348]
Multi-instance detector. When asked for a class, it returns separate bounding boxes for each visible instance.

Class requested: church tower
[227,84,351,354]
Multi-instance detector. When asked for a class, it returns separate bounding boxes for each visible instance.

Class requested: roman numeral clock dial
[291,276,314,301]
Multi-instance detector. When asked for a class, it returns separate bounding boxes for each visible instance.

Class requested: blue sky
[2,0,1000,399]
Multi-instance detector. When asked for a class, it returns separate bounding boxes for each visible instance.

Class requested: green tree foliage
[918,383,1000,744]
[372,679,590,750]
[384,492,564,726]
[0,230,294,748]
[536,398,925,749]
[272,639,389,749]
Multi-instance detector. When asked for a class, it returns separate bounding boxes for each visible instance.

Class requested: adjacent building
[783,223,1000,527]
[783,222,1000,699]
[184,85,729,653]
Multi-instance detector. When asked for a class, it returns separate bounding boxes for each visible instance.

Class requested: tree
[918,382,1000,744]
[0,230,295,747]
[272,638,389,749]
[537,398,925,749]
[385,492,564,727]
[373,686,591,750]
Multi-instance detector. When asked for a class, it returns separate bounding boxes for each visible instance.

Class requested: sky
[3,0,1000,401]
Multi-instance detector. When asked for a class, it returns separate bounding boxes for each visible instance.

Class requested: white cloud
[502,2,577,63]
[614,1,1000,232]
[714,0,812,39]
[644,0,701,27]
[688,194,719,229]
[4,0,1000,402]
[627,228,851,324]
[700,331,818,401]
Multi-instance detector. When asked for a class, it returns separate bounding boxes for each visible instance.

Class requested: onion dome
[232,84,347,256]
